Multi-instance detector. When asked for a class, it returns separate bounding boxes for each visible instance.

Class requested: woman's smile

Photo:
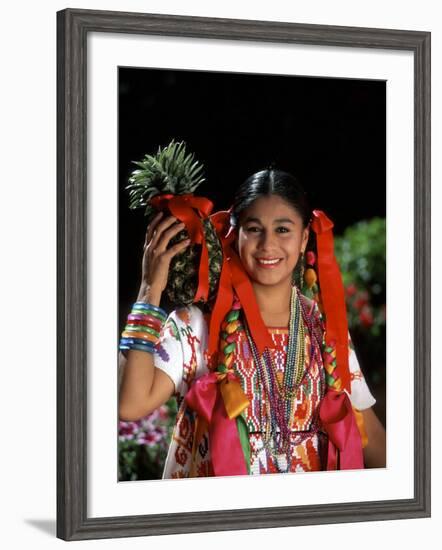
[255,257,283,268]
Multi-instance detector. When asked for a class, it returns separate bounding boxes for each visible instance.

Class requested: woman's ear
[301,226,310,252]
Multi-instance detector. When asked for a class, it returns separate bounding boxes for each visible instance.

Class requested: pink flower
[346,283,357,297]
[137,431,162,446]
[354,290,369,310]
[359,305,374,327]
[140,419,155,432]
[119,420,138,432]
[305,251,316,266]
[118,421,138,441]
[157,406,169,420]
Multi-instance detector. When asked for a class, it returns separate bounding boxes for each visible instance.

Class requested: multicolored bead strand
[119,301,167,355]
[298,295,324,374]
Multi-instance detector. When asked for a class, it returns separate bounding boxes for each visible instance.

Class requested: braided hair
[215,295,243,373]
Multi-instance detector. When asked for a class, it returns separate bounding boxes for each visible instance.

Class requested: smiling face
[236,194,309,290]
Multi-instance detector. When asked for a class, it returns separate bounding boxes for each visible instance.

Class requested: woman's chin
[249,271,292,288]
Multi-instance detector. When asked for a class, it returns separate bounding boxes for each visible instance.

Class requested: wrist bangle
[118,301,168,355]
[119,343,157,354]
[119,337,157,349]
[123,324,161,338]
[133,300,167,315]
[121,330,159,344]
[132,302,167,322]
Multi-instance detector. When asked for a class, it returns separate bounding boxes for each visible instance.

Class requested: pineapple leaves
[125,140,206,217]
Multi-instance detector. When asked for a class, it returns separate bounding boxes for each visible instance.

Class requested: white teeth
[257,258,280,265]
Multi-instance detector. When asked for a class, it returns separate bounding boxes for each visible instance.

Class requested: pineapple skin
[166,218,223,308]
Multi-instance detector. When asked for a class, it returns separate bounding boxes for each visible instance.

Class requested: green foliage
[334,218,386,338]
[334,217,386,291]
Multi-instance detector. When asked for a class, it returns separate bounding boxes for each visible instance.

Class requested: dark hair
[230,169,311,229]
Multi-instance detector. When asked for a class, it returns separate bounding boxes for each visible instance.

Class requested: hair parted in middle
[229,168,312,230]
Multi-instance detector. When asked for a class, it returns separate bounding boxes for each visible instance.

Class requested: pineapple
[126,140,223,308]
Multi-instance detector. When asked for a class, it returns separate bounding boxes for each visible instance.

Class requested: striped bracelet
[119,301,167,355]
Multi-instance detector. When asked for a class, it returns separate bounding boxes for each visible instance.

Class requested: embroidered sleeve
[153,305,210,399]
[347,337,377,410]
[153,313,185,397]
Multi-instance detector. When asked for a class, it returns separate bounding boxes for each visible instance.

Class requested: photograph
[116,67,387,481]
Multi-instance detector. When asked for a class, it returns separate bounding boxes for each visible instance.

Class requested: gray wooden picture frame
[56,7,431,541]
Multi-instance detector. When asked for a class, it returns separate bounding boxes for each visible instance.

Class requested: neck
[251,280,293,316]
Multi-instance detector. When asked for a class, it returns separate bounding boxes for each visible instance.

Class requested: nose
[257,229,277,251]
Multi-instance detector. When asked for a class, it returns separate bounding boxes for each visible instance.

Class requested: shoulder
[167,305,207,337]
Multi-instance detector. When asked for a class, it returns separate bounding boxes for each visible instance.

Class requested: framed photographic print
[57,8,431,541]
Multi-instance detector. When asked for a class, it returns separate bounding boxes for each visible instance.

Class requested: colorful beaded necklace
[244,285,307,471]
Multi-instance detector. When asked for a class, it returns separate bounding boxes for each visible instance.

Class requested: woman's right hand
[137,212,191,304]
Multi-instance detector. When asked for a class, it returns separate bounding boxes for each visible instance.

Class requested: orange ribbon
[218,370,250,418]
[310,210,351,393]
[353,407,369,448]
[150,194,213,302]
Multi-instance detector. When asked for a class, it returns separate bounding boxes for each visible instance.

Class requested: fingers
[162,237,191,260]
[153,220,186,254]
[140,215,191,293]
[145,214,181,251]
[144,212,163,247]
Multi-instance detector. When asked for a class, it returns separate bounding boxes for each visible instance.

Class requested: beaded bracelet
[119,301,167,355]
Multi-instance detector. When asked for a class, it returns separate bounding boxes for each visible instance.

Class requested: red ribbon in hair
[310,210,351,393]
[150,194,213,302]
[319,390,364,470]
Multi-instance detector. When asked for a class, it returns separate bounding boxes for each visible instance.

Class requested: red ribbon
[207,210,235,364]
[228,248,275,355]
[185,371,248,476]
[310,210,351,393]
[207,210,274,361]
[150,194,213,302]
[319,390,364,470]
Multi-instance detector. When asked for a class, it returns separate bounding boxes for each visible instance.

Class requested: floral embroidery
[154,342,170,362]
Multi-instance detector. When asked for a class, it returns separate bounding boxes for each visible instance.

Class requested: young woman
[118,169,386,477]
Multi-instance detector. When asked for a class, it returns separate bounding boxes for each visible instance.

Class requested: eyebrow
[243,216,296,224]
